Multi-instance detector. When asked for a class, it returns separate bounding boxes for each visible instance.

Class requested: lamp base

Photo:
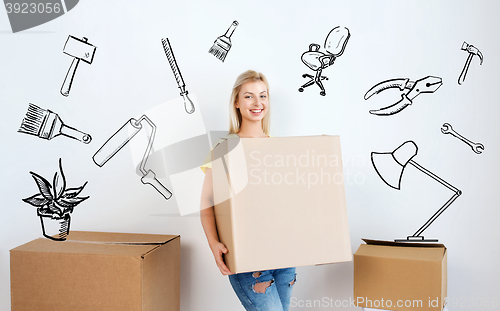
[394,236,438,242]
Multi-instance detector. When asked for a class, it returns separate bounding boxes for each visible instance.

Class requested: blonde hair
[229,70,271,135]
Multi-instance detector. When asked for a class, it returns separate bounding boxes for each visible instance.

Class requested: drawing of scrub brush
[209,20,239,62]
[161,38,195,114]
[18,103,92,144]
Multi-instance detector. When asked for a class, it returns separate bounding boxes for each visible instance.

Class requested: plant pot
[39,214,71,241]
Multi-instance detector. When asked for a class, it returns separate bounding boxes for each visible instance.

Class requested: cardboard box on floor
[211,135,352,273]
[354,239,447,311]
[10,231,180,311]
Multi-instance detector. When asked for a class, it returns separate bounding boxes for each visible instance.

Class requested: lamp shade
[371,141,418,189]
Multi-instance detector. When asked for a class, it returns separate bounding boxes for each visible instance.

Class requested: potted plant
[22,158,89,241]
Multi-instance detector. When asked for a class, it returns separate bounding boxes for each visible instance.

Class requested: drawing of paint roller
[161,38,195,114]
[18,103,92,143]
[61,35,97,97]
[93,115,172,200]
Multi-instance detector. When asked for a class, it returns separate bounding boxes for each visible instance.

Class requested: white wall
[1,0,499,310]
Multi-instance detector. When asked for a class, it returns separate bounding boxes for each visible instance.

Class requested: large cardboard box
[354,239,447,311]
[211,135,352,273]
[10,231,180,311]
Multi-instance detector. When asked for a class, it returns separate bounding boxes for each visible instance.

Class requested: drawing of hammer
[458,41,483,85]
[61,36,96,96]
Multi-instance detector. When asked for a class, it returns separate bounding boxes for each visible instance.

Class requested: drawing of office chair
[298,26,350,96]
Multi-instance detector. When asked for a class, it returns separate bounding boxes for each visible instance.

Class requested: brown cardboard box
[354,239,447,311]
[211,135,352,273]
[10,231,180,311]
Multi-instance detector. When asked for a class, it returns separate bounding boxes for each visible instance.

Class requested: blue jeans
[229,267,296,311]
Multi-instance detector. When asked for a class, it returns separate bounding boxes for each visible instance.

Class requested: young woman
[200,70,296,311]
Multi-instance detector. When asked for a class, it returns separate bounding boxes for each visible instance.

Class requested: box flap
[142,235,181,310]
[64,231,178,244]
[357,239,446,261]
[10,231,180,257]
[362,238,446,248]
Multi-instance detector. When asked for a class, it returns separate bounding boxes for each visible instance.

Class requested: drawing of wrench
[441,123,484,154]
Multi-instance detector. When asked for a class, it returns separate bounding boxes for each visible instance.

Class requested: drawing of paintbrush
[209,20,239,62]
[161,38,195,114]
[18,103,92,144]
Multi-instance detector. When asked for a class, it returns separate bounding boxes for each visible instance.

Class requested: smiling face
[235,80,269,124]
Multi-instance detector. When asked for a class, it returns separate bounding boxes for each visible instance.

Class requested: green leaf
[30,172,53,201]
[22,193,50,207]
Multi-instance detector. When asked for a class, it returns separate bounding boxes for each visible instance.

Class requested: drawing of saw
[364,76,443,116]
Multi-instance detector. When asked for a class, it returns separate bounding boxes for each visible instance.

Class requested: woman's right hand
[210,241,233,275]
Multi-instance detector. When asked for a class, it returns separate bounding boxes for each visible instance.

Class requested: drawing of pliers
[364,76,443,116]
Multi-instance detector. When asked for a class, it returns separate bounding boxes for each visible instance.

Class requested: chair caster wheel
[302,74,308,78]
[299,88,304,92]
[320,91,326,96]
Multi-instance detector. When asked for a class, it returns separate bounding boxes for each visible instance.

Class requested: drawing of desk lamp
[93,115,172,200]
[371,141,461,242]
